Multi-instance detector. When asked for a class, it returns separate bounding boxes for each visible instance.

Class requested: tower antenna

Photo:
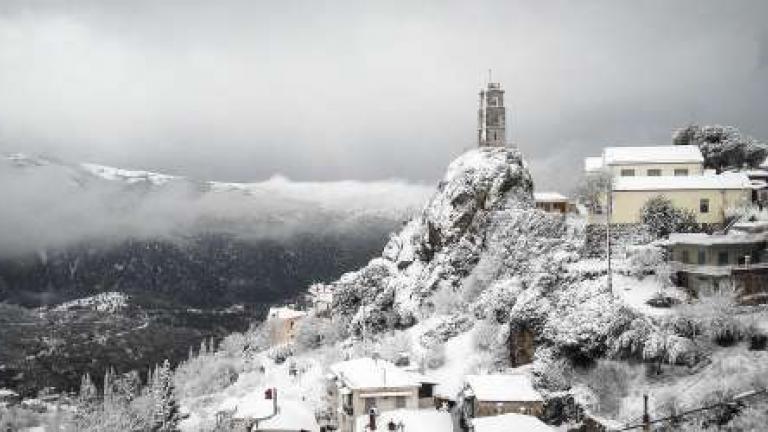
[488,68,492,84]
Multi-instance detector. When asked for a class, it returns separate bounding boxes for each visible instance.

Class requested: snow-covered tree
[575,169,612,214]
[150,360,181,432]
[673,124,768,172]
[640,195,697,238]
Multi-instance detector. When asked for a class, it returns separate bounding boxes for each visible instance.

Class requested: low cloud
[0,157,433,256]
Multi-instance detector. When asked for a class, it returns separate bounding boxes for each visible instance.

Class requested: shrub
[174,355,239,398]
[532,348,573,392]
[708,314,743,347]
[640,195,698,238]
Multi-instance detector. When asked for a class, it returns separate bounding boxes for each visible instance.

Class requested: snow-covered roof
[355,409,452,432]
[464,374,543,402]
[731,221,768,234]
[267,307,307,320]
[330,358,420,390]
[219,395,319,431]
[584,156,604,172]
[471,413,554,432]
[534,192,568,202]
[665,232,767,246]
[603,145,704,165]
[613,173,750,191]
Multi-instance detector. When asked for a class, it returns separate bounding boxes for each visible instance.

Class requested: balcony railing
[669,261,768,276]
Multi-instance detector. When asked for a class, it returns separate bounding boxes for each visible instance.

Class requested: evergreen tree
[78,373,99,407]
[151,359,181,432]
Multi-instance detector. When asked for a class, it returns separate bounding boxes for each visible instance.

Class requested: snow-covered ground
[611,274,688,317]
[180,351,329,431]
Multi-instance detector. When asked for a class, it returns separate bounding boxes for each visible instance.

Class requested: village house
[470,412,554,432]
[217,390,320,432]
[307,283,334,316]
[534,192,570,214]
[354,408,452,432]
[583,145,751,226]
[458,374,544,427]
[662,221,768,298]
[610,173,751,225]
[266,306,307,345]
[328,358,423,432]
[587,145,705,178]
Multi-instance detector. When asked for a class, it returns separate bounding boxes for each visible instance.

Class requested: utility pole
[642,394,651,432]
[606,176,613,293]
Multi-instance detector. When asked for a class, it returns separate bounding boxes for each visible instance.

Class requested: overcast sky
[1,0,767,191]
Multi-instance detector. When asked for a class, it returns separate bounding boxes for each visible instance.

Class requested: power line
[610,388,768,431]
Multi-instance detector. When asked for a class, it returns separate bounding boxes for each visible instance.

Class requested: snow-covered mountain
[0,152,433,254]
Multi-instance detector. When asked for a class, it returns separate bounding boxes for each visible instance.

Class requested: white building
[266,307,307,345]
[328,358,422,432]
[217,392,320,432]
[354,409,452,432]
[307,283,334,315]
[586,145,705,178]
[534,192,570,214]
[470,413,554,432]
[459,374,544,420]
[583,145,751,226]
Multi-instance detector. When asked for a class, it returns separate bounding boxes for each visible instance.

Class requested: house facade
[534,192,570,214]
[328,358,422,432]
[266,307,307,345]
[458,374,544,429]
[583,145,751,226]
[663,222,768,296]
[599,145,705,178]
[610,174,751,225]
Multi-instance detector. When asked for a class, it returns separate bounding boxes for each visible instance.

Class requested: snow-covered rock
[322,147,644,363]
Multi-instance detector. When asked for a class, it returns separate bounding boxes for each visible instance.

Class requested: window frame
[697,249,706,265]
[647,169,662,176]
[395,396,407,409]
[674,168,689,176]
[620,168,635,177]
[699,198,710,214]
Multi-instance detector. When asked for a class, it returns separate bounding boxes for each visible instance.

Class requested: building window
[700,198,710,213]
[674,168,689,176]
[698,250,706,265]
[647,169,661,176]
[681,250,690,263]
[395,396,407,409]
[718,251,729,265]
[364,398,376,413]
[620,169,635,177]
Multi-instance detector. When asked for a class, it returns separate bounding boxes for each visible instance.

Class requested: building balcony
[669,261,768,276]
